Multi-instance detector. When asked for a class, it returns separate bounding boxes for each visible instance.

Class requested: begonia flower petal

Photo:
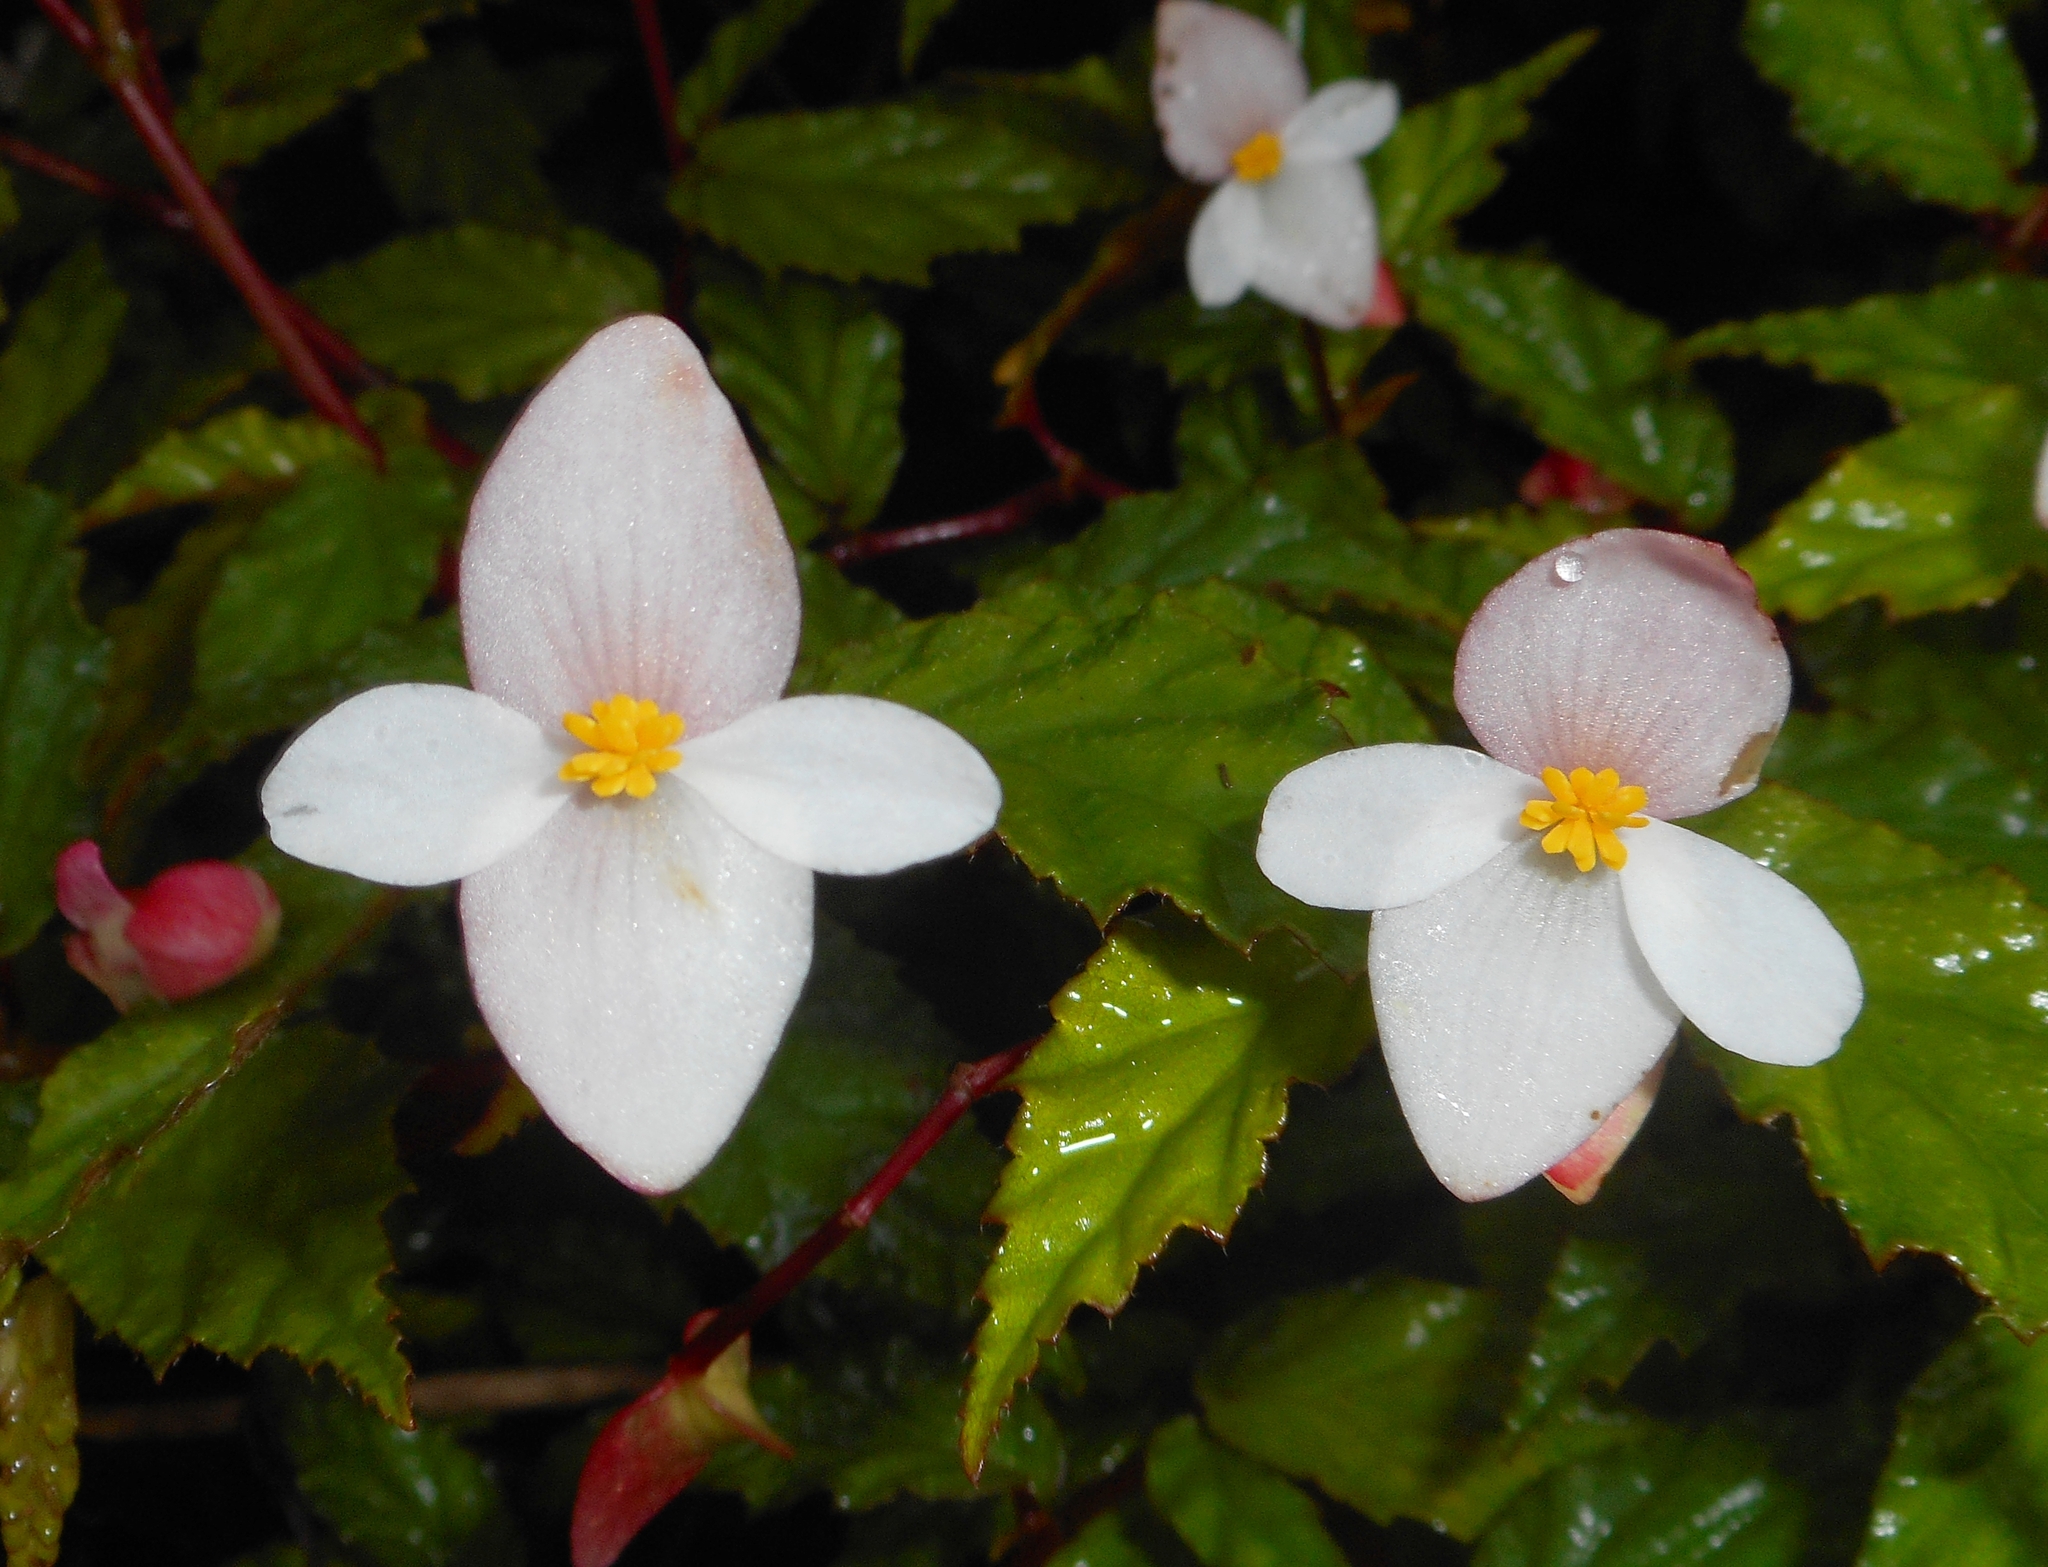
[1283,79,1399,161]
[1153,0,1309,184]
[681,694,1001,876]
[1248,158,1380,328]
[1187,182,1262,307]
[1621,819,1860,1067]
[461,784,813,1193]
[1256,743,1533,910]
[262,684,568,887]
[2035,425,2048,527]
[1454,530,1791,820]
[1369,841,1682,1201]
[462,315,800,739]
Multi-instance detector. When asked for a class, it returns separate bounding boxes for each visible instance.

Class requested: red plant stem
[30,0,95,56]
[629,0,686,173]
[0,133,189,229]
[1007,379,1132,502]
[825,478,1064,565]
[666,1038,1036,1382]
[1299,319,1343,439]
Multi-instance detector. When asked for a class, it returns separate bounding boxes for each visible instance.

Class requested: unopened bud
[1362,259,1406,328]
[55,842,281,1012]
[1518,450,1634,516]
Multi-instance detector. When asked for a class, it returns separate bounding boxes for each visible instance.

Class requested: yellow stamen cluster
[561,694,684,800]
[1231,129,1285,182]
[1520,767,1650,873]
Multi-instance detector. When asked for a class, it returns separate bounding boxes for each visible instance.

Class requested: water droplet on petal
[1554,550,1585,583]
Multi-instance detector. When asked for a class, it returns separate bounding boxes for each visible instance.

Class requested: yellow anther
[561,694,684,800]
[1231,129,1285,183]
[1520,767,1650,873]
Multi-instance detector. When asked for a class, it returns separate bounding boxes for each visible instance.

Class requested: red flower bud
[1518,450,1635,516]
[55,842,281,1012]
[1362,259,1406,328]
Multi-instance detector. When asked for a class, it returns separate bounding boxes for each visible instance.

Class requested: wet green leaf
[963,914,1368,1472]
[1145,1416,1346,1567]
[0,1276,78,1567]
[0,241,127,477]
[83,406,366,525]
[1047,1514,1157,1567]
[675,0,825,141]
[370,43,561,234]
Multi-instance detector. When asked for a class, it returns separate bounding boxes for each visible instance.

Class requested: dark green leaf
[1047,1515,1157,1567]
[1145,1416,1346,1567]
[1693,785,2048,1332]
[83,406,366,525]
[697,264,903,533]
[297,226,662,399]
[795,552,904,674]
[0,480,106,953]
[900,0,962,72]
[0,240,127,476]
[0,1276,77,1567]
[962,914,1369,1471]
[674,0,824,141]
[1405,251,1733,523]
[370,43,561,234]
[41,1027,413,1413]
[668,100,1144,284]
[1744,0,2035,214]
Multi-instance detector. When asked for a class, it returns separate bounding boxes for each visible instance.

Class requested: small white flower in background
[1256,529,1862,1203]
[262,316,1001,1194]
[1151,0,1399,329]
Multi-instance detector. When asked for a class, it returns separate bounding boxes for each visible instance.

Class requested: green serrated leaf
[0,480,106,954]
[669,99,1144,284]
[40,1027,413,1414]
[675,0,823,141]
[370,42,561,235]
[273,1367,522,1567]
[1372,33,1598,262]
[1146,1416,1346,1567]
[0,850,396,1251]
[1685,275,2048,419]
[179,0,475,176]
[0,240,127,477]
[84,406,367,525]
[1692,784,2048,1332]
[900,0,962,72]
[0,1276,77,1567]
[802,580,1426,965]
[297,225,662,399]
[1739,387,2048,619]
[1404,250,1733,524]
[696,264,903,533]
[1857,1317,2048,1565]
[1744,0,2035,214]
[795,552,904,674]
[682,920,997,1312]
[1047,1515,1157,1567]
[962,915,1368,1473]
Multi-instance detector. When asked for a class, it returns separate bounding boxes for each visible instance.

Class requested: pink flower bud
[55,841,281,1012]
[1518,450,1635,516]
[1362,260,1406,328]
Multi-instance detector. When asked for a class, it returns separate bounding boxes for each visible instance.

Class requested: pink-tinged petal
[263,684,567,887]
[681,694,1000,876]
[1283,79,1399,161]
[54,841,128,930]
[1362,258,1405,327]
[1248,157,1379,328]
[1153,0,1308,183]
[1454,530,1791,820]
[1186,181,1262,307]
[461,315,799,737]
[460,784,813,1193]
[1543,1053,1666,1204]
[127,862,282,1002]
[1257,743,1532,911]
[1620,819,1861,1067]
[1369,841,1682,1201]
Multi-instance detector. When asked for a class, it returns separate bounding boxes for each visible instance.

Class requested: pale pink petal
[681,694,1000,876]
[54,841,128,929]
[1282,79,1399,162]
[1247,157,1379,328]
[1186,181,1262,307]
[460,785,813,1193]
[1257,743,1532,911]
[1454,531,1791,821]
[1544,1054,1666,1204]
[1369,841,1682,1201]
[1621,819,1861,1067]
[461,315,799,739]
[262,684,568,887]
[1153,0,1308,184]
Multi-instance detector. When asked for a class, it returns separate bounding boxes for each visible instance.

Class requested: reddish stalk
[1005,379,1133,502]
[1299,319,1344,439]
[629,0,686,173]
[825,478,1065,565]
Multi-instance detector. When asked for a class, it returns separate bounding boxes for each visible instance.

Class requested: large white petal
[1247,158,1379,329]
[262,684,566,887]
[1153,0,1308,183]
[1283,79,1399,161]
[1186,182,1262,307]
[461,783,814,1193]
[1454,530,1791,821]
[1620,819,1860,1067]
[461,315,799,740]
[1370,841,1682,1201]
[1257,744,1533,911]
[681,694,1001,876]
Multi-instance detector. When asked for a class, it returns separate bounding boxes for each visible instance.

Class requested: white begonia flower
[1256,530,1862,1202]
[1152,0,1399,329]
[262,316,1001,1194]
